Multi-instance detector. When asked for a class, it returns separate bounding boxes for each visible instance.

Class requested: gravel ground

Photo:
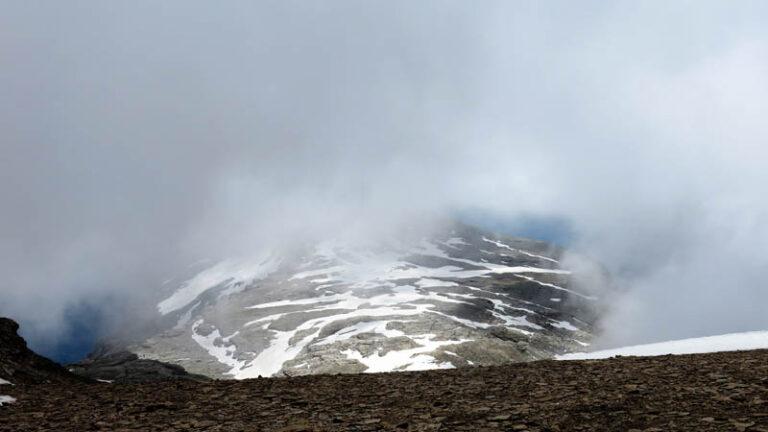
[1,349,767,431]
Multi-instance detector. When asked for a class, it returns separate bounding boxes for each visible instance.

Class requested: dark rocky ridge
[1,349,767,431]
[0,318,207,385]
[0,317,85,385]
[68,351,210,383]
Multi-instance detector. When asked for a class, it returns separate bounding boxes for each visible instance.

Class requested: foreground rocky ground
[2,349,767,431]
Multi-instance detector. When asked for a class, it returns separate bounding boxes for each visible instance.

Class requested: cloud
[1,1,768,352]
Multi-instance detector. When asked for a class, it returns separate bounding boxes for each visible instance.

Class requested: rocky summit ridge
[109,222,609,379]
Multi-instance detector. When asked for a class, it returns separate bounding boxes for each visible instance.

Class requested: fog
[2,1,768,356]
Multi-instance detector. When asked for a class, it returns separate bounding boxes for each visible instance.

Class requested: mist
[2,1,768,358]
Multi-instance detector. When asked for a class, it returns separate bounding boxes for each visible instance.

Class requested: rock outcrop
[68,350,209,383]
[0,318,85,385]
[68,351,210,383]
[0,317,208,385]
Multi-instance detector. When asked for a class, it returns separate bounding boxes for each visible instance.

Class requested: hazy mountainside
[113,223,607,378]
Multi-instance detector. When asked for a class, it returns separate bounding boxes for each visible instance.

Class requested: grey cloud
[2,1,768,350]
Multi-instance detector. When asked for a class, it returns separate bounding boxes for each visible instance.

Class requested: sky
[2,1,768,362]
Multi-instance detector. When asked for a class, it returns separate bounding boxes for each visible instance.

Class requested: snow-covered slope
[557,330,768,360]
[119,222,606,378]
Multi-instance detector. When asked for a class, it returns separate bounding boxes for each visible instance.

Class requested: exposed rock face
[68,350,210,383]
[113,222,610,378]
[0,318,85,385]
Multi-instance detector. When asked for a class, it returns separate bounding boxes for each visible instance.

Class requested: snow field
[558,330,768,360]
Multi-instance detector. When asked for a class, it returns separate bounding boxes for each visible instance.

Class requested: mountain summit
[114,223,606,378]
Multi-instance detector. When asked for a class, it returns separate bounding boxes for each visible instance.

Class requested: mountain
[558,330,768,360]
[112,222,607,378]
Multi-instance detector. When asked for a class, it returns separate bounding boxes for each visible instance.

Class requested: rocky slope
[1,349,767,431]
[113,222,607,379]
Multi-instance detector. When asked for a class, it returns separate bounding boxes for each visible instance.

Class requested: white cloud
[1,1,768,350]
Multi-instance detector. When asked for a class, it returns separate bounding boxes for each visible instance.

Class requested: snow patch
[158,254,279,315]
[558,330,768,360]
[238,303,434,378]
[342,334,463,373]
[444,237,469,247]
[190,320,242,371]
[515,274,594,300]
[174,301,200,330]
[415,278,458,288]
[0,378,11,386]
[0,395,16,406]
[315,320,405,345]
[482,237,558,263]
[551,320,579,331]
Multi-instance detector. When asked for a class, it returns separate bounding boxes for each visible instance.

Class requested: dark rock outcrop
[0,317,207,385]
[68,350,210,383]
[0,318,86,385]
